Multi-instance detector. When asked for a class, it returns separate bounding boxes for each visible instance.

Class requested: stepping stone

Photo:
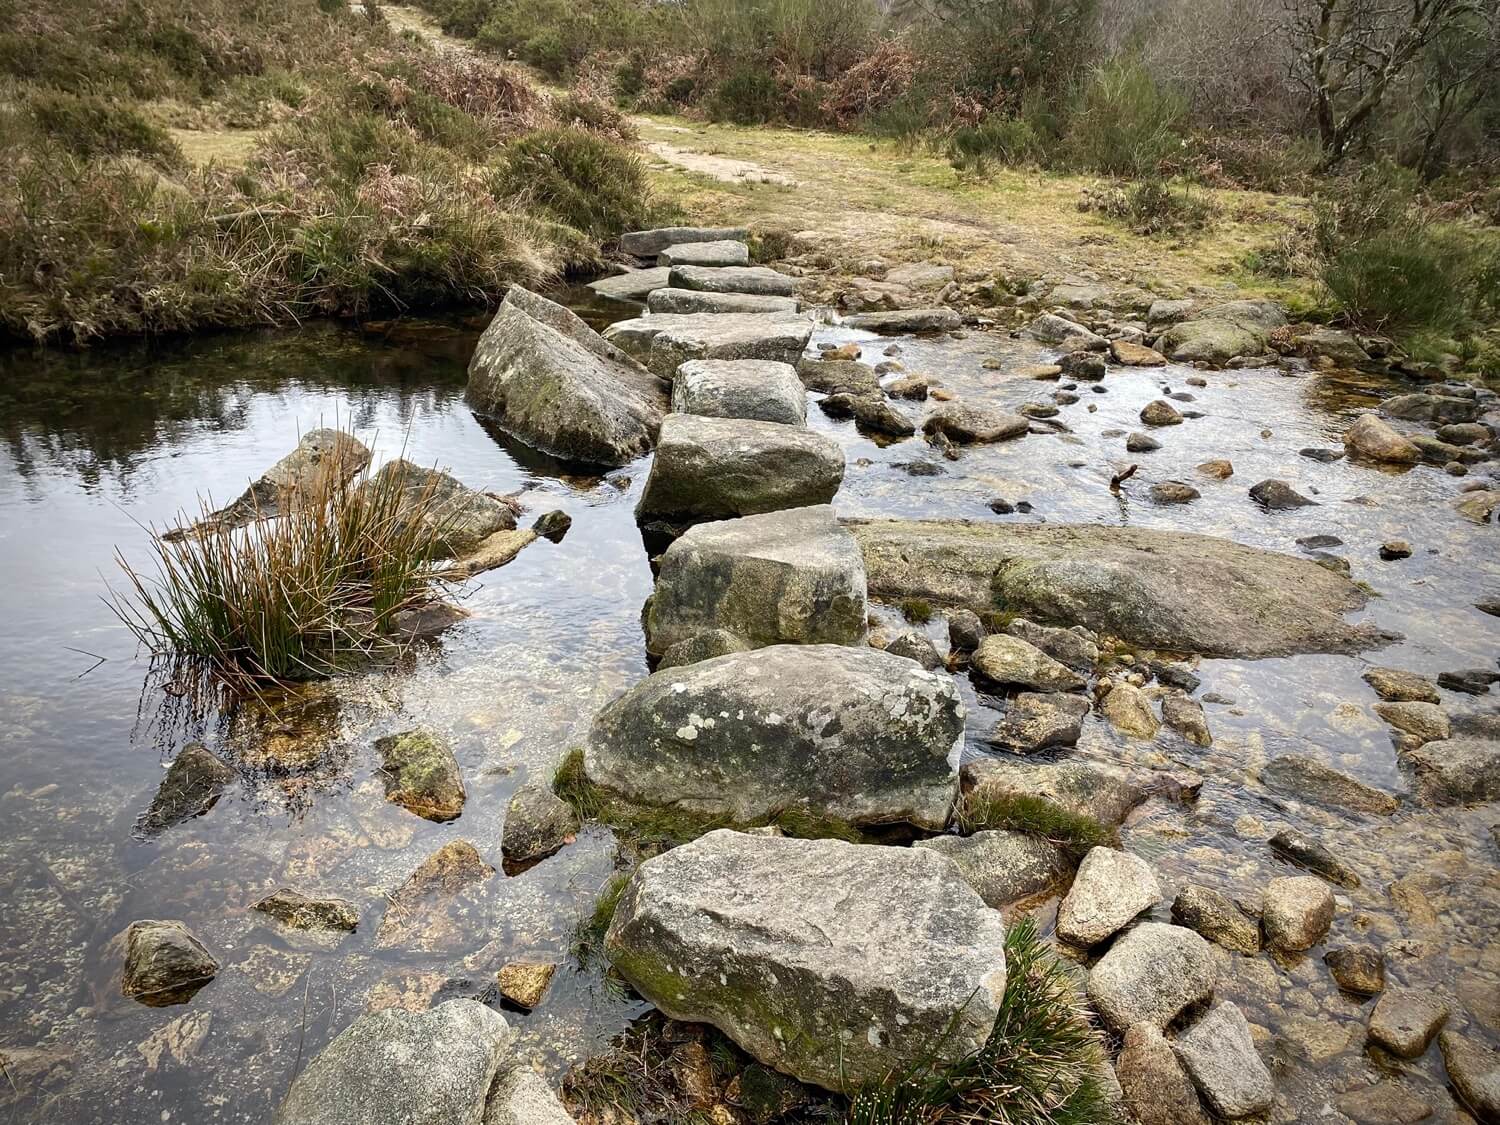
[657,239,750,267]
[619,226,749,257]
[970,634,1085,692]
[670,359,806,425]
[584,645,963,830]
[605,312,812,378]
[668,264,796,297]
[1262,754,1397,815]
[644,505,867,657]
[1262,875,1334,951]
[587,266,671,303]
[647,288,798,315]
[468,286,668,467]
[842,308,961,334]
[636,415,843,525]
[604,830,1006,1092]
[923,402,1029,443]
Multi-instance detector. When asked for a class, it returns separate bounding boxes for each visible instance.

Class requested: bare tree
[1281,0,1485,165]
[1410,4,1500,177]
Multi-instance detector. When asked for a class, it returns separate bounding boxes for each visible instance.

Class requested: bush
[1080,177,1215,236]
[1065,58,1187,176]
[706,65,786,125]
[28,90,183,165]
[1322,231,1494,336]
[494,125,650,239]
[948,115,1051,176]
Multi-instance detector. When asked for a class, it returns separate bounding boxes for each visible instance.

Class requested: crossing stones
[120,920,220,1007]
[648,288,799,315]
[922,402,1029,443]
[273,999,514,1125]
[670,359,807,425]
[1087,922,1218,1032]
[912,830,1071,908]
[796,358,882,396]
[605,313,813,379]
[636,416,843,525]
[467,286,668,467]
[604,830,1007,1092]
[1056,847,1163,947]
[584,645,963,830]
[643,505,868,657]
[1174,1002,1275,1118]
[620,226,750,257]
[668,264,797,297]
[658,239,750,267]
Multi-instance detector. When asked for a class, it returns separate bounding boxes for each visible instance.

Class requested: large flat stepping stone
[605,830,1006,1092]
[587,266,671,303]
[604,313,812,379]
[668,264,797,297]
[644,504,867,657]
[657,240,750,267]
[636,414,843,524]
[584,644,963,829]
[842,308,961,334]
[467,286,668,467]
[670,359,806,425]
[620,226,749,257]
[846,517,1388,658]
[647,288,799,315]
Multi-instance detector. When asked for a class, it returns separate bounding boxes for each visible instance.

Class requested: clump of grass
[569,868,633,968]
[553,747,867,848]
[847,917,1117,1125]
[957,793,1112,858]
[110,455,456,689]
[1080,178,1215,237]
[901,598,933,625]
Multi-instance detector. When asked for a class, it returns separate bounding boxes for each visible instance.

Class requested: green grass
[847,917,1117,1125]
[901,598,934,625]
[957,793,1113,858]
[569,869,633,968]
[110,449,456,689]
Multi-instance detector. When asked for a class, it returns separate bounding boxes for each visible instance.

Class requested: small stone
[1140,400,1184,426]
[1150,481,1201,504]
[923,402,1030,443]
[970,634,1085,692]
[1197,459,1233,479]
[496,961,556,1010]
[1056,847,1162,947]
[1116,1023,1210,1125]
[990,692,1089,752]
[1174,1002,1275,1119]
[1262,875,1335,951]
[375,840,497,952]
[139,744,236,835]
[501,783,579,868]
[1368,988,1449,1058]
[253,889,359,933]
[374,729,466,823]
[1126,432,1161,452]
[120,920,219,1007]
[1439,668,1500,695]
[947,610,985,653]
[1301,446,1344,462]
[1374,701,1451,749]
[1171,886,1260,960]
[1101,681,1160,740]
[1059,350,1107,379]
[1379,539,1412,560]
[531,510,572,542]
[1161,693,1212,746]
[1324,945,1385,996]
[1270,829,1360,888]
[1088,922,1218,1032]
[886,374,931,400]
[1249,479,1316,509]
[1363,667,1440,704]
[884,629,945,671]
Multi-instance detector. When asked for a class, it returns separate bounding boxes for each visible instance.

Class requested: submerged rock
[374,729,466,822]
[1157,300,1286,366]
[670,359,806,426]
[668,264,796,297]
[912,829,1071,908]
[467,286,668,467]
[120,920,219,1007]
[358,462,517,559]
[585,645,963,830]
[1324,945,1385,996]
[1344,413,1420,464]
[635,415,843,524]
[647,288,799,315]
[253,889,359,934]
[644,505,868,657]
[1174,1001,1275,1118]
[1368,989,1449,1059]
[274,999,513,1125]
[1270,829,1360,888]
[1375,700,1451,749]
[139,744,236,835]
[605,830,1007,1092]
[1262,754,1397,815]
[1087,922,1217,1032]
[1437,1031,1500,1122]
[846,518,1382,658]
[375,840,496,952]
[1056,847,1162,947]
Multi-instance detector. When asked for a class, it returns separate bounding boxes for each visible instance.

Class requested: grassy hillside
[0,0,658,344]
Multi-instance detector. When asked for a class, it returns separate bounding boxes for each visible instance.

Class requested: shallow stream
[0,296,1496,1123]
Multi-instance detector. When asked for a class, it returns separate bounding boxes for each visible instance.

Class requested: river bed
[0,299,1496,1123]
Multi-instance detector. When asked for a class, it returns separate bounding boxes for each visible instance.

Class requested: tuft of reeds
[957,792,1113,859]
[846,917,1118,1125]
[110,456,456,690]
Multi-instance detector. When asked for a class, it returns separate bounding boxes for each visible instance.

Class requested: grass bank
[0,0,659,345]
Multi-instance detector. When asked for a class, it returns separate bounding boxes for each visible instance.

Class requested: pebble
[1324,944,1385,996]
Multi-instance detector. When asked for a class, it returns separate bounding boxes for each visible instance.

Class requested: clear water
[1,301,1496,1123]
